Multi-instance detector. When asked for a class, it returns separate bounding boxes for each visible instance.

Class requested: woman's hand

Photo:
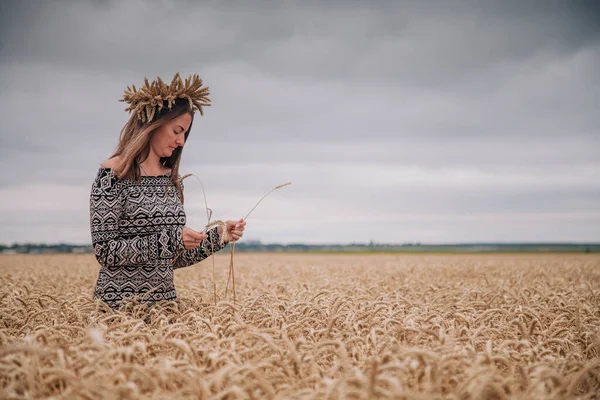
[182,227,208,250]
[222,219,246,243]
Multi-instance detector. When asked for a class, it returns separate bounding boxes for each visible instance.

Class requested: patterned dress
[89,167,227,309]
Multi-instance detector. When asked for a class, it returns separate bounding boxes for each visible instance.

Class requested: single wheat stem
[231,243,236,304]
[226,181,291,304]
[243,182,291,221]
[226,246,232,297]
[224,240,236,304]
[211,244,217,306]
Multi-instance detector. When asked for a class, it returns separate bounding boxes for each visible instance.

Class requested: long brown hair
[109,98,194,203]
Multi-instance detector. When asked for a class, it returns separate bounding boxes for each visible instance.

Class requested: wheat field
[0,253,599,399]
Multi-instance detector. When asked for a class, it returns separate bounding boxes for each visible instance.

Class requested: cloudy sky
[0,0,599,245]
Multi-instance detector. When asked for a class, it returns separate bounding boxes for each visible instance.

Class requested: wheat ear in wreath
[119,73,210,124]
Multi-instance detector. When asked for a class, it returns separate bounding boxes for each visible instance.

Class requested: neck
[140,149,166,176]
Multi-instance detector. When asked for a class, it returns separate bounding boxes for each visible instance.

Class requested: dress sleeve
[89,169,185,267]
[171,175,229,269]
[172,225,229,270]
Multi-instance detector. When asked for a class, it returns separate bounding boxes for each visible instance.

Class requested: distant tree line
[1,241,598,254]
[0,243,92,254]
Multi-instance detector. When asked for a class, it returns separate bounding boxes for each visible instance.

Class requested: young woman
[89,74,245,310]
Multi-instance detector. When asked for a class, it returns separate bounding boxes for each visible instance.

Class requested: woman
[89,73,245,310]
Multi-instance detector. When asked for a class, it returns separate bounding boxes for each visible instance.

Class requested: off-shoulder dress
[89,167,227,309]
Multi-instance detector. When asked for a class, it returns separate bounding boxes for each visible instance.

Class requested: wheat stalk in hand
[173,174,292,305]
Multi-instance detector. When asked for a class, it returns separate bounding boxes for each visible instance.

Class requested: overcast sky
[0,0,599,245]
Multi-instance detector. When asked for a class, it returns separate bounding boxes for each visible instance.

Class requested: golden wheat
[0,253,599,399]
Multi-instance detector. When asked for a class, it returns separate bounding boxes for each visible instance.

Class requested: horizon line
[2,241,599,247]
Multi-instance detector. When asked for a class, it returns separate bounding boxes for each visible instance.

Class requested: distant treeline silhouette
[1,241,598,254]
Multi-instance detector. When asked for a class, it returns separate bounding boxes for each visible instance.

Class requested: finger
[191,230,205,240]
[187,235,205,246]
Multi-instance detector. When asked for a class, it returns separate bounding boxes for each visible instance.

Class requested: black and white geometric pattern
[90,167,227,309]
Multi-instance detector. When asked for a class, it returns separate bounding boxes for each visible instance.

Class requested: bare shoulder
[100,156,122,169]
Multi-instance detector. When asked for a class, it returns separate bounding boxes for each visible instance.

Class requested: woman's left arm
[172,225,228,270]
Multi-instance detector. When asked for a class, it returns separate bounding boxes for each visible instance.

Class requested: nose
[175,136,184,146]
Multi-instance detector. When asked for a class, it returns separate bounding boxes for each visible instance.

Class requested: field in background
[1,253,599,399]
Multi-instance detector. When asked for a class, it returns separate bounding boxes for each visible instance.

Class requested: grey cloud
[1,1,598,83]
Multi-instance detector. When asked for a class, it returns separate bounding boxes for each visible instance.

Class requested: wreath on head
[119,73,210,124]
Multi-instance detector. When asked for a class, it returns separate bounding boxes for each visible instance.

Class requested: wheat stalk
[242,182,291,221]
[225,181,292,303]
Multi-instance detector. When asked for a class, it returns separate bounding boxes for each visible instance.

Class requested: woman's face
[150,112,192,158]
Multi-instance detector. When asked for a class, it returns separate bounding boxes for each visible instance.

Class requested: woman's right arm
[89,169,185,267]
